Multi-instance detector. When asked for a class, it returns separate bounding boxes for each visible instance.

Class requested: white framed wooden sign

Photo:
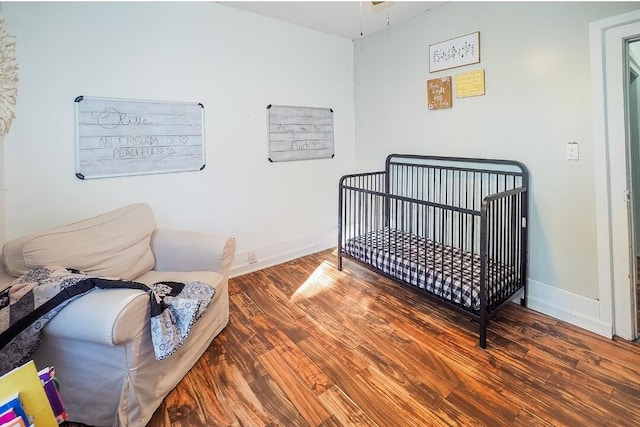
[267,104,334,162]
[75,96,205,179]
[429,31,480,73]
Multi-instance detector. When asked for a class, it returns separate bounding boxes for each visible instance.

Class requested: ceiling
[219,1,447,40]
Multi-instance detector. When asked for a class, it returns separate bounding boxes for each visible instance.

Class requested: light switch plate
[567,142,579,160]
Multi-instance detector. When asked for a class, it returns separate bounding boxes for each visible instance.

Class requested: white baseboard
[229,230,336,278]
[526,278,612,338]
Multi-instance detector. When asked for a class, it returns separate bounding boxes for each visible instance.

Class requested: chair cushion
[3,204,156,280]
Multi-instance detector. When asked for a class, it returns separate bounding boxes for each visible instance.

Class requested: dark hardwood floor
[145,248,640,426]
[76,248,640,426]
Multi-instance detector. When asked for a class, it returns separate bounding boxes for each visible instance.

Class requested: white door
[591,10,640,340]
[630,42,640,334]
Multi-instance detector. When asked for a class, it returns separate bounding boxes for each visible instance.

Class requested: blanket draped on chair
[0,266,215,374]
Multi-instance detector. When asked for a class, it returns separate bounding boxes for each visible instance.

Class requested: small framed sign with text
[427,77,452,110]
[456,69,486,98]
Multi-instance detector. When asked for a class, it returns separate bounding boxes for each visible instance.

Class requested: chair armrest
[43,288,149,345]
[150,229,236,277]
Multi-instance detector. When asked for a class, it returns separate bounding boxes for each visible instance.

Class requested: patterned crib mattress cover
[342,228,517,311]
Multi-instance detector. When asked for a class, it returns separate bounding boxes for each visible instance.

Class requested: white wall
[0,130,4,249]
[353,2,639,331]
[2,2,354,275]
[0,4,8,248]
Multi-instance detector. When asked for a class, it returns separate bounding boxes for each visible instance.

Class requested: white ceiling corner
[218,1,447,40]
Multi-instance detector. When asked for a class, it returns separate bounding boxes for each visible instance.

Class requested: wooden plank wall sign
[267,104,334,162]
[75,96,205,179]
[427,77,452,110]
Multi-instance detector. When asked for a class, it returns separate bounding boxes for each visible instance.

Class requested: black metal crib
[338,154,529,348]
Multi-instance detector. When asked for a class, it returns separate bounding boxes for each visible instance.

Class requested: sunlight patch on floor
[290,261,337,303]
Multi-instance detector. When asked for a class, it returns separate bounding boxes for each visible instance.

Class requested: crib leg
[338,253,343,271]
[479,316,487,349]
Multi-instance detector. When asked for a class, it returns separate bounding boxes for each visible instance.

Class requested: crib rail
[482,187,528,308]
[386,154,526,210]
[338,171,386,270]
[478,187,528,346]
[338,154,529,349]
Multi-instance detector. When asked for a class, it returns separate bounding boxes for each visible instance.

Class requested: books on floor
[37,367,67,423]
[0,361,62,427]
[0,394,29,426]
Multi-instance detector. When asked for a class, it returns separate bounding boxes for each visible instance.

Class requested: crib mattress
[342,228,516,311]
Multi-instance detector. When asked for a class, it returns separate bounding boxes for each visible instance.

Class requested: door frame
[590,9,640,340]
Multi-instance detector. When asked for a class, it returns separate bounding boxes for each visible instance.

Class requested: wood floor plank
[512,408,557,427]
[296,337,406,426]
[490,359,607,427]
[217,315,270,384]
[246,301,336,396]
[356,365,465,426]
[258,348,333,426]
[545,370,640,426]
[490,313,580,366]
[181,356,238,426]
[544,363,614,401]
[610,385,640,415]
[301,334,479,427]
[573,357,640,397]
[241,273,312,345]
[388,314,503,378]
[318,386,379,427]
[207,354,273,426]
[274,339,334,395]
[293,292,366,350]
[227,289,273,354]
[612,335,640,356]
[294,273,470,402]
[317,415,344,427]
[161,369,207,426]
[249,374,309,427]
[296,334,369,383]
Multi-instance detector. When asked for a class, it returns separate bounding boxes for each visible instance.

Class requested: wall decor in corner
[427,76,452,110]
[75,96,205,180]
[0,16,18,136]
[456,69,485,98]
[429,32,480,73]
